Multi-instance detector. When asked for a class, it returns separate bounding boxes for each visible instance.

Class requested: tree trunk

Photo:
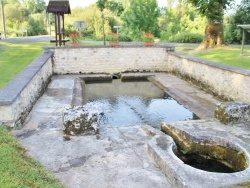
[197,20,226,51]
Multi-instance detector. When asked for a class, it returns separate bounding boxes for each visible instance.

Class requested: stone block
[63,104,103,135]
[215,101,250,124]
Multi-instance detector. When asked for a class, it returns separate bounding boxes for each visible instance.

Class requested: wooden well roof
[46,0,71,14]
[238,25,250,33]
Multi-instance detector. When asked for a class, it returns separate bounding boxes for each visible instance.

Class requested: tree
[186,0,234,50]
[0,0,7,39]
[97,0,107,45]
[224,0,250,44]
[27,14,46,36]
[25,0,46,14]
[96,0,124,44]
[159,3,206,41]
[121,0,160,40]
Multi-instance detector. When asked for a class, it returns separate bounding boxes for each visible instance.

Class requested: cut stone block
[215,101,250,124]
[63,104,103,135]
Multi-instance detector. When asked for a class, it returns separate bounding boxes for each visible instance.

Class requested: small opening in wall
[112,74,120,79]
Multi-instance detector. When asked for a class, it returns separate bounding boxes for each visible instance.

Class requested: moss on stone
[161,123,247,172]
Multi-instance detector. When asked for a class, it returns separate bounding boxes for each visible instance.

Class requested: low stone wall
[45,45,174,74]
[166,52,250,103]
[1,46,250,127]
[0,52,53,127]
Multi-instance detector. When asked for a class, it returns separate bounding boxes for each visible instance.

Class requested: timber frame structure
[46,0,71,46]
[238,25,250,55]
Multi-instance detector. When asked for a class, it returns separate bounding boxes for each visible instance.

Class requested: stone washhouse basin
[147,120,250,188]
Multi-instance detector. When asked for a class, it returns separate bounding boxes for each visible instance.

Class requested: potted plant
[142,32,154,47]
[108,33,119,47]
[69,32,82,46]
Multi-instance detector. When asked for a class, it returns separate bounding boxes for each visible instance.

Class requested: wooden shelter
[238,25,250,55]
[46,0,71,46]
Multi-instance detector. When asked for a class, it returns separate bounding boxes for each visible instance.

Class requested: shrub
[118,35,132,42]
[107,33,119,42]
[169,32,203,43]
[142,32,155,42]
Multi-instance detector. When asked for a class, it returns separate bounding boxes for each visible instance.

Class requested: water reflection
[84,79,196,129]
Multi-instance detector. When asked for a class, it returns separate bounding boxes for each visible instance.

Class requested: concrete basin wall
[1,46,250,127]
[167,52,250,103]
[45,46,173,74]
[0,52,53,127]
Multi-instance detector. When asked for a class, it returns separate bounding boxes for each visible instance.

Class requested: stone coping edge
[44,43,175,51]
[0,51,53,105]
[147,123,250,188]
[169,51,250,77]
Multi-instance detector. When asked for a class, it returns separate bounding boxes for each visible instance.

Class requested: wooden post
[0,0,7,39]
[240,30,245,55]
[54,13,58,46]
[58,13,62,46]
[62,14,65,39]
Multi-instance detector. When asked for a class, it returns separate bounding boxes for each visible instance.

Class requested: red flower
[69,32,81,43]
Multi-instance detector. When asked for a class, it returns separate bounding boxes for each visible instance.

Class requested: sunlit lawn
[0,40,103,89]
[176,44,250,70]
[0,42,50,88]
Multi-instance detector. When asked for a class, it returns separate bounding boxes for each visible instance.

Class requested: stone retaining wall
[0,52,53,127]
[166,52,250,103]
[1,46,250,127]
[45,46,173,74]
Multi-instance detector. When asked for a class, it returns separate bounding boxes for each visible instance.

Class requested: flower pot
[71,42,82,47]
[144,42,154,47]
[109,42,119,47]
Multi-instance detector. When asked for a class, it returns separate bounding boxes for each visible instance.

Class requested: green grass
[0,40,105,89]
[176,44,250,70]
[0,41,249,89]
[0,126,65,188]
[0,42,50,89]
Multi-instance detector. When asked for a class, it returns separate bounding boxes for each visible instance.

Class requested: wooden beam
[241,30,246,55]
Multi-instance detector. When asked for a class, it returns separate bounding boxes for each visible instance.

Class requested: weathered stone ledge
[167,52,250,103]
[168,52,250,77]
[0,51,53,127]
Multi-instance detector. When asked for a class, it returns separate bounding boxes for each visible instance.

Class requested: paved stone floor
[12,73,250,188]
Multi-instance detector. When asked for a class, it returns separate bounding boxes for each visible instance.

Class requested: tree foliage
[159,3,206,41]
[186,0,232,21]
[121,0,160,40]
[25,0,46,14]
[224,0,250,44]
[0,0,46,36]
[0,0,246,45]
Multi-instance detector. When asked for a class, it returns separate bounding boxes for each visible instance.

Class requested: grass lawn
[0,40,103,89]
[0,127,65,188]
[0,42,50,89]
[175,44,250,70]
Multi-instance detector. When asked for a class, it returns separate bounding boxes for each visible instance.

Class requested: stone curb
[147,122,250,188]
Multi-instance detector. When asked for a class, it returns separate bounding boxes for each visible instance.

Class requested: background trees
[224,0,250,44]
[121,0,160,40]
[0,0,47,36]
[0,0,248,47]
